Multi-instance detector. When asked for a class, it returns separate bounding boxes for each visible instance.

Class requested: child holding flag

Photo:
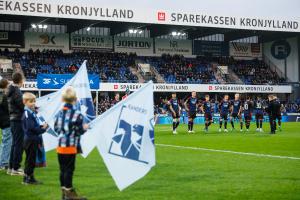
[22,92,48,185]
[54,87,88,200]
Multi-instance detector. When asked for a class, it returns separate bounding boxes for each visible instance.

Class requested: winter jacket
[7,84,24,121]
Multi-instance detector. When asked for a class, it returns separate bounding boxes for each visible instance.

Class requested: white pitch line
[156,143,300,160]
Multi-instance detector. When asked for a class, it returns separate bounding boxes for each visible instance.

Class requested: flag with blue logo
[82,81,155,190]
[36,60,96,152]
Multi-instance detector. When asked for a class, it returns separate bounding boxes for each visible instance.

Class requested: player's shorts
[244,114,252,121]
[255,113,263,120]
[220,113,228,120]
[231,113,240,119]
[188,111,197,119]
[172,111,180,119]
[204,113,212,121]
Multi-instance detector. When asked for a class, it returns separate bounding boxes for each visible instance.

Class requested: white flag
[84,81,155,191]
[36,60,96,152]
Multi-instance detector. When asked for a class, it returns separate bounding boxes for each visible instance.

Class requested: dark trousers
[9,120,24,170]
[24,139,38,176]
[58,154,76,188]
[269,115,276,133]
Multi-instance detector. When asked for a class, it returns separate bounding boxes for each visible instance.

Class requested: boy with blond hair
[54,87,88,200]
[22,92,48,184]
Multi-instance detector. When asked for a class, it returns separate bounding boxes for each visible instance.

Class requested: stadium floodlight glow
[43,25,48,29]
[129,29,142,34]
[31,24,37,29]
[171,31,177,36]
[171,31,186,36]
[86,27,91,31]
[38,24,43,29]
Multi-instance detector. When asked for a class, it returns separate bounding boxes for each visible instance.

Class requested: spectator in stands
[2,50,139,83]
[97,97,112,115]
[148,54,217,84]
[0,79,12,171]
[0,48,287,85]
[7,72,25,175]
[229,59,285,85]
[111,93,120,106]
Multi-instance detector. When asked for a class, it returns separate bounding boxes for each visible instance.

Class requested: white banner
[114,37,153,55]
[99,83,292,93]
[71,34,112,49]
[1,0,299,32]
[155,39,192,55]
[36,61,96,152]
[83,81,155,190]
[229,43,262,58]
[25,32,69,52]
[21,81,293,93]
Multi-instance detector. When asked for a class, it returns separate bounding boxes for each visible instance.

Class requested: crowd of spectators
[143,54,218,84]
[96,96,112,115]
[217,57,286,85]
[0,48,138,82]
[0,49,289,85]
[284,99,300,113]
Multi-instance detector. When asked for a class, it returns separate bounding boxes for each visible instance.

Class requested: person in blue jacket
[22,92,48,185]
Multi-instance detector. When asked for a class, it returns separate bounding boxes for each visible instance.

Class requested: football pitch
[0,122,300,200]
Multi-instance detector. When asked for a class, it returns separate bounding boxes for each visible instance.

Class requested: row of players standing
[168,92,282,134]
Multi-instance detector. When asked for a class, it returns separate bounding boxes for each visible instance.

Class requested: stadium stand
[143,54,218,84]
[0,49,139,83]
[217,57,286,85]
[0,48,287,85]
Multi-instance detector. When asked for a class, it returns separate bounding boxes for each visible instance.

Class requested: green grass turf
[0,122,300,200]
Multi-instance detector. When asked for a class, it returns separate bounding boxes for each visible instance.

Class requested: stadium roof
[1,14,299,43]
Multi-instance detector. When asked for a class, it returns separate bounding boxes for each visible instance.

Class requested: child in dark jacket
[54,87,88,200]
[22,92,48,185]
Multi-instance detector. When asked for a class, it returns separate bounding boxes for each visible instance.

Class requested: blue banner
[156,115,293,125]
[37,74,100,89]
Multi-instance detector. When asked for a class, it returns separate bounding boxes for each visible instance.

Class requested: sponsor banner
[207,84,292,93]
[99,83,292,93]
[0,31,24,47]
[114,37,153,55]
[0,0,299,32]
[20,81,293,94]
[21,81,37,91]
[25,32,69,52]
[193,40,228,56]
[71,34,113,49]
[155,39,192,55]
[37,74,100,89]
[229,42,262,58]
[156,114,294,125]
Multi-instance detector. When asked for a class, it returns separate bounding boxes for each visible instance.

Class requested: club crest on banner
[76,98,96,123]
[108,105,152,164]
